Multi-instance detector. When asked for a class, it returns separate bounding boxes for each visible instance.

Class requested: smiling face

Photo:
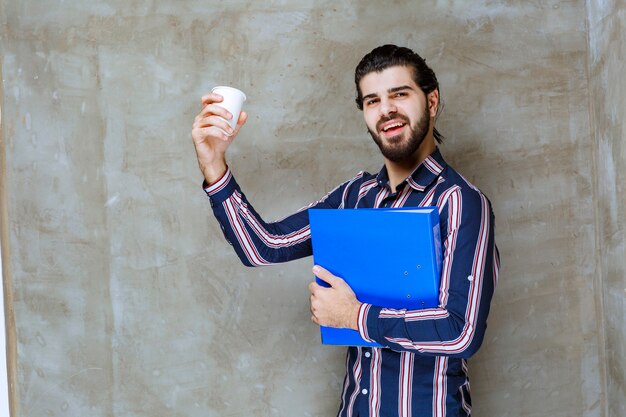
[359,65,437,163]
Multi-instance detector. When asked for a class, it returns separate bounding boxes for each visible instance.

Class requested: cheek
[408,105,425,122]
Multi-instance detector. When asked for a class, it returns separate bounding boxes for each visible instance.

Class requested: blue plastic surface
[308,207,442,347]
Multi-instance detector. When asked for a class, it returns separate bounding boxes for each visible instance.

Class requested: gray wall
[0,1,621,416]
[588,1,626,416]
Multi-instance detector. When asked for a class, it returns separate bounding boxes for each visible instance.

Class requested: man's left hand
[309,265,362,330]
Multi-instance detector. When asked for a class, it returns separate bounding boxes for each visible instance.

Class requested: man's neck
[384,137,437,193]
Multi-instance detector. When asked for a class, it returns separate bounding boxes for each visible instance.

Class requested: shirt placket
[356,347,373,416]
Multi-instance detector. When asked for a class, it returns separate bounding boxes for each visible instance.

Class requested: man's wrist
[350,301,362,330]
[202,160,228,185]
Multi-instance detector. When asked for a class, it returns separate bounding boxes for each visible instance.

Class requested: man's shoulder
[440,164,492,206]
[341,170,378,187]
[320,170,378,202]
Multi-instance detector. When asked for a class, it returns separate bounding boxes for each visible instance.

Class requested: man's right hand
[191,92,248,184]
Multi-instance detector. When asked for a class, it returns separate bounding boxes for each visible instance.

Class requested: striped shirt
[204,148,499,417]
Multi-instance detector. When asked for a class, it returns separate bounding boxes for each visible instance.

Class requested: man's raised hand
[191,92,248,184]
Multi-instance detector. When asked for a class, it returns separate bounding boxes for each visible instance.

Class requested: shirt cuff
[202,167,237,205]
[357,303,382,344]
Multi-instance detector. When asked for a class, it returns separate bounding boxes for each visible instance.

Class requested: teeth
[383,122,405,132]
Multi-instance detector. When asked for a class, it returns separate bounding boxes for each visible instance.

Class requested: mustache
[376,113,410,131]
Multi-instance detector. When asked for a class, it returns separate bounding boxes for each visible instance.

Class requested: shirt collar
[375,147,447,192]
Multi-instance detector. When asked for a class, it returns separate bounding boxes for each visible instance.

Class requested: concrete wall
[587,1,626,416]
[0,1,615,416]
[0,85,11,417]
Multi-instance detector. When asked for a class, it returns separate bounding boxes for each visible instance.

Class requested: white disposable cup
[211,86,247,130]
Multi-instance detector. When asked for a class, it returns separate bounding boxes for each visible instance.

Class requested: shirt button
[364,352,371,358]
[362,388,368,395]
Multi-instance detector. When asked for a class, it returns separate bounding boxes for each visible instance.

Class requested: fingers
[236,111,248,128]
[231,111,248,137]
[312,265,341,288]
[192,126,231,144]
[193,114,234,136]
[309,284,321,325]
[194,94,248,142]
[200,92,224,106]
[198,102,233,121]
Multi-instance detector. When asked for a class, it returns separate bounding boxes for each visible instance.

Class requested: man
[192,44,499,417]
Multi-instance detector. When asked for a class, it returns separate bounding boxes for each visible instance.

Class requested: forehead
[359,65,418,95]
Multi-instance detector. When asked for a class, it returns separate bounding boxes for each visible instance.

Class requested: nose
[379,98,397,117]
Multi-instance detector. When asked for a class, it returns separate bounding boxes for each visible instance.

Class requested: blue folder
[308,207,443,347]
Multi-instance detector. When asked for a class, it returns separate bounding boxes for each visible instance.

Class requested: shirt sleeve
[357,186,500,358]
[204,167,348,266]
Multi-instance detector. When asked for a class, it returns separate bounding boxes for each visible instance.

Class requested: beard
[368,106,430,163]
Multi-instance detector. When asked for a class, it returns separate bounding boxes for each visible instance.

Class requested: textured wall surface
[588,1,626,416]
[0,1,611,416]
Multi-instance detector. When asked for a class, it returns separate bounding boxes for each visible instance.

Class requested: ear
[426,89,439,119]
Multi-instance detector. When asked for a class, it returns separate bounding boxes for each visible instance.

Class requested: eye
[394,92,408,98]
[365,98,379,106]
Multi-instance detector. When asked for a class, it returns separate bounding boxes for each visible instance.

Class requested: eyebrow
[361,85,416,102]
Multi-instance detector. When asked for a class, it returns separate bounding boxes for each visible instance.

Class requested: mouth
[379,119,408,137]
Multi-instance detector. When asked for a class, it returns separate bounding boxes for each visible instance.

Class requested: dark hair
[355,44,444,143]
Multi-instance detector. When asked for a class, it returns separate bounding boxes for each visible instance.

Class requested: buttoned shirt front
[205,148,499,417]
